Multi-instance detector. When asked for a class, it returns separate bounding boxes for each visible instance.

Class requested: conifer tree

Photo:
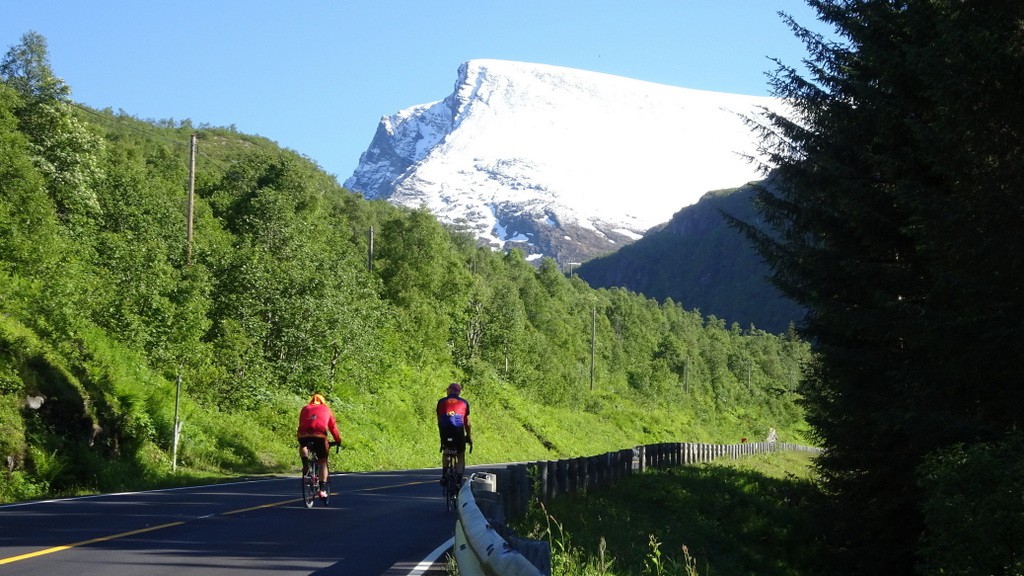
[737,1,1024,572]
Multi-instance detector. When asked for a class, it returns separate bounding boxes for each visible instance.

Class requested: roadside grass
[513,450,827,576]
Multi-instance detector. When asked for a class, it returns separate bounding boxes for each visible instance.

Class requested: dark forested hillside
[0,31,812,504]
[577,183,804,334]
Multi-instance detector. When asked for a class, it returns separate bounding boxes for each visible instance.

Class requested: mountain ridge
[344,59,787,264]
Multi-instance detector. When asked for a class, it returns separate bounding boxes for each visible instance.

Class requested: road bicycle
[301,441,340,509]
[441,446,460,511]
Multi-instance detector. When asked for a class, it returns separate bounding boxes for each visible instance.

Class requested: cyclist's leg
[318,438,329,485]
[298,440,310,475]
[440,428,456,479]
[455,449,466,479]
[454,428,468,479]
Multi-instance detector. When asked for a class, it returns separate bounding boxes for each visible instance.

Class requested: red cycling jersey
[437,395,470,429]
[297,402,342,443]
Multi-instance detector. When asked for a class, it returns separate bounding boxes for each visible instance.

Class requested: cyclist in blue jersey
[436,382,472,483]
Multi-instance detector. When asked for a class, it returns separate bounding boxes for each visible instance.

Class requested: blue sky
[2,1,831,181]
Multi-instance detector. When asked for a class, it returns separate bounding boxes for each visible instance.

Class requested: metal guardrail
[455,472,544,576]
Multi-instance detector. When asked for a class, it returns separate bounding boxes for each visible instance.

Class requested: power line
[66,100,234,170]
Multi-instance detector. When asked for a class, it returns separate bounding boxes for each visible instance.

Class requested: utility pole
[367,226,374,272]
[172,369,182,472]
[590,305,596,390]
[175,134,196,470]
[186,134,196,265]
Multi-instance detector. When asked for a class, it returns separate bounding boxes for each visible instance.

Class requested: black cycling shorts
[440,426,467,453]
[298,437,329,460]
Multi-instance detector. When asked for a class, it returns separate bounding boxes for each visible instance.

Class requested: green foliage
[917,434,1024,576]
[0,31,69,101]
[0,393,24,466]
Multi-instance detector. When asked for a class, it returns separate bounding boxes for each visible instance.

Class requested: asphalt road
[0,468,463,575]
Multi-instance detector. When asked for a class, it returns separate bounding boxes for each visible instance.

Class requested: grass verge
[513,450,826,576]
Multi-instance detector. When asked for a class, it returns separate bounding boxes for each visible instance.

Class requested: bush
[0,393,26,467]
[0,470,45,502]
[917,433,1024,576]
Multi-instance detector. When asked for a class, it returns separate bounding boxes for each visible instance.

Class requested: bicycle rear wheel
[443,466,458,511]
[302,462,318,509]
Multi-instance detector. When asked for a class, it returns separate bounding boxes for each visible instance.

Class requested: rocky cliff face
[344,59,787,265]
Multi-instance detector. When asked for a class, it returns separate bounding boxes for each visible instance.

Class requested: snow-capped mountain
[344,59,786,264]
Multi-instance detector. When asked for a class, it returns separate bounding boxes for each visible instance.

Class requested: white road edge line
[407,537,455,576]
[0,477,283,509]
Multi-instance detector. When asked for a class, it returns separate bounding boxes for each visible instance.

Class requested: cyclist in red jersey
[297,393,343,499]
[436,382,472,483]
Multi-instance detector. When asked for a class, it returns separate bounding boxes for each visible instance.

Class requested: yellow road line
[0,521,185,565]
[353,480,430,492]
[221,498,300,515]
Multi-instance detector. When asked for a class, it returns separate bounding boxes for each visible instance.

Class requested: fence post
[561,457,569,494]
[535,461,548,503]
[495,467,510,515]
[507,465,519,519]
[517,464,531,518]
[569,455,577,491]
[551,459,560,499]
